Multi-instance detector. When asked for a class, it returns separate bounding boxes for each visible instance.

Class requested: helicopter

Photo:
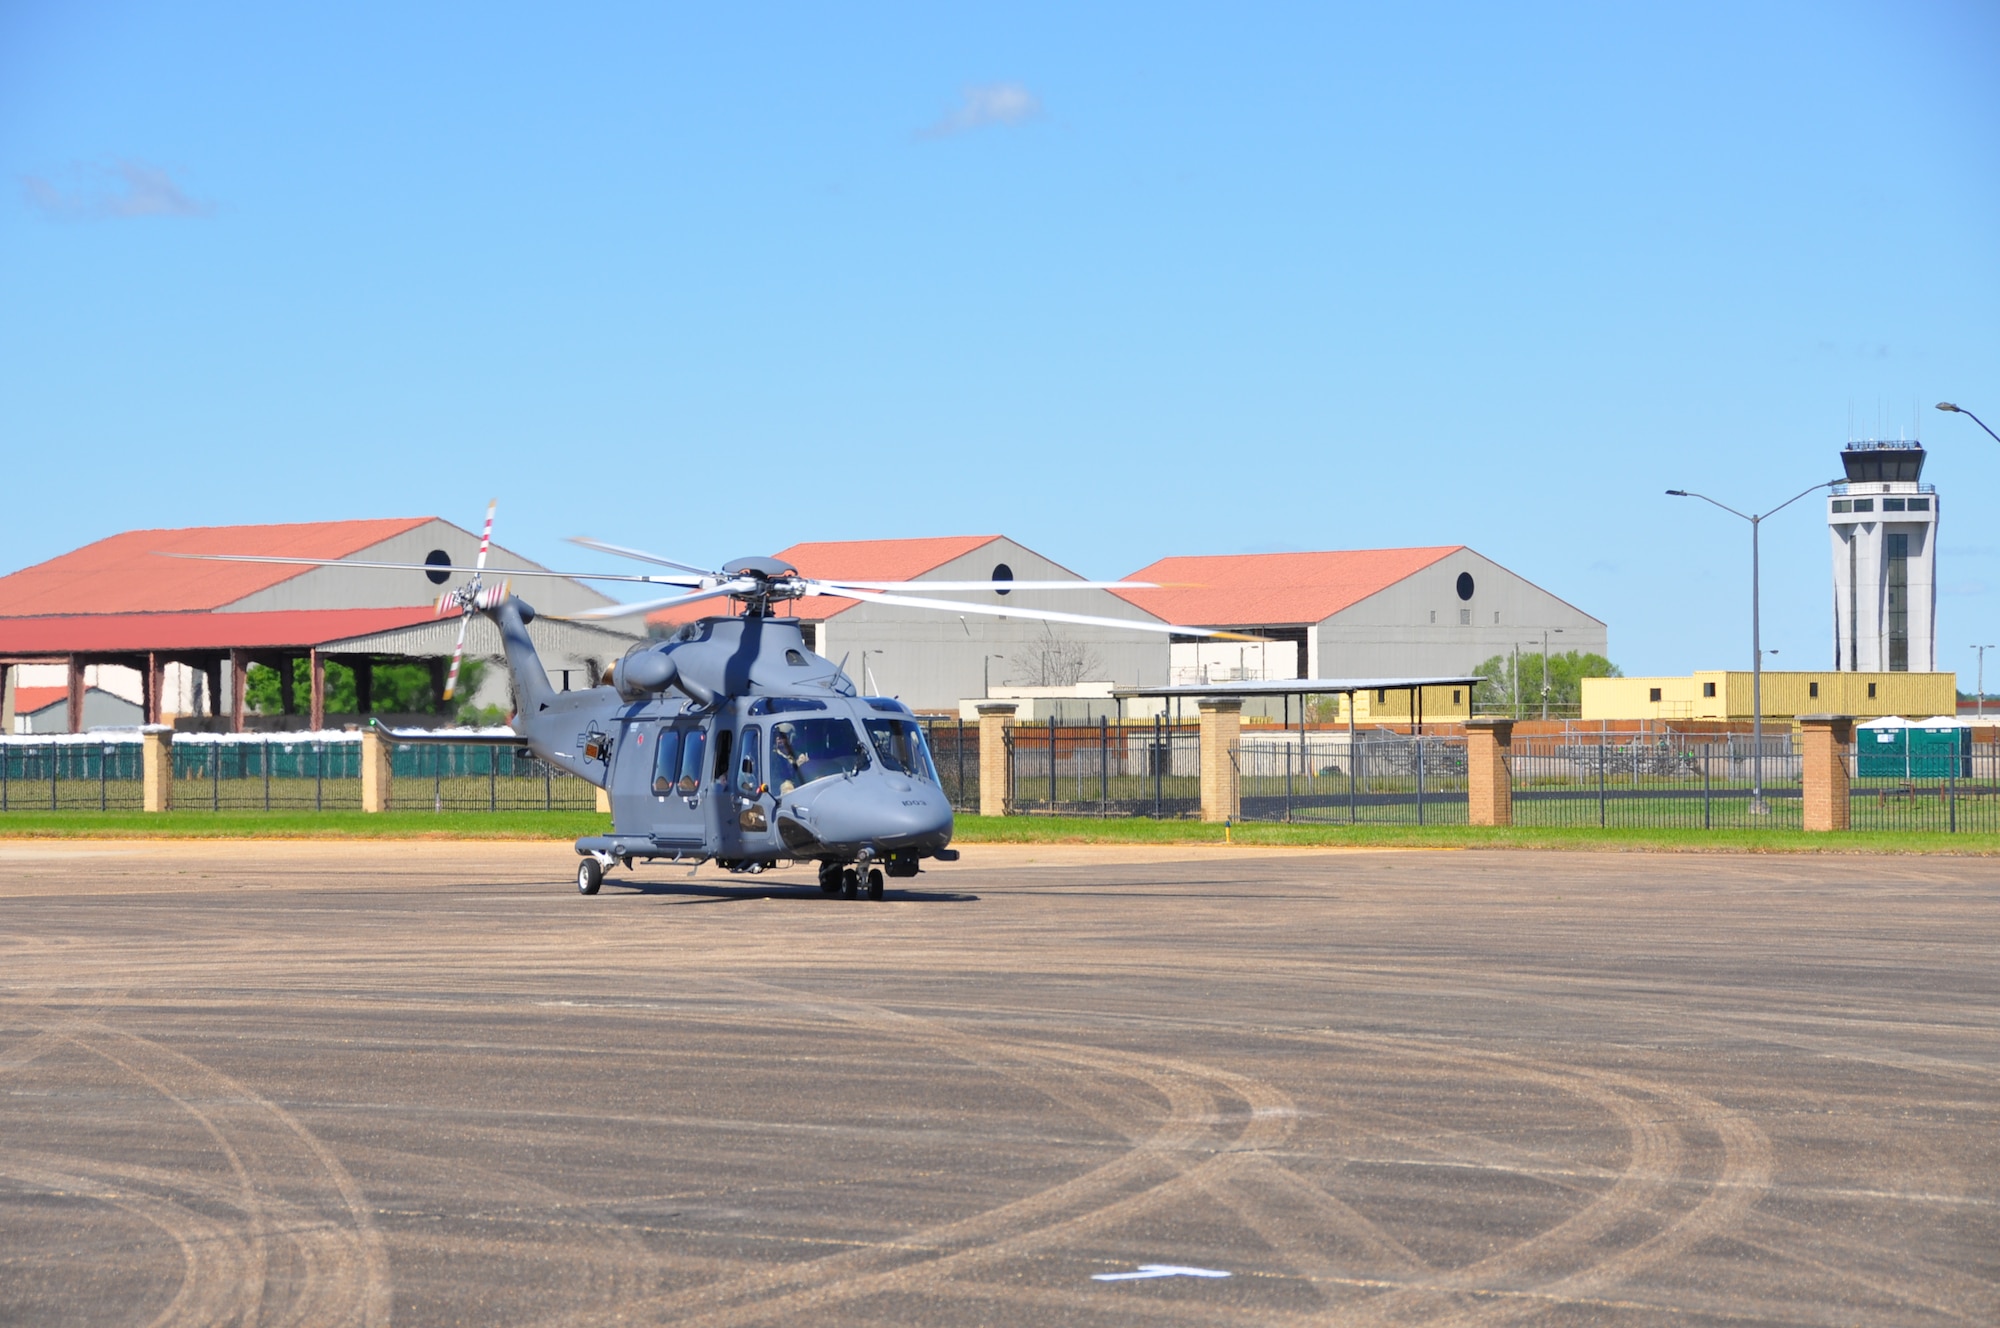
[175,505,1258,899]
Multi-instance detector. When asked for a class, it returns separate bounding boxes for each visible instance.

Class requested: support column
[68,656,87,733]
[0,662,12,733]
[1465,717,1515,827]
[1198,697,1243,823]
[142,726,174,812]
[976,702,1018,818]
[144,652,164,727]
[360,728,392,813]
[309,648,326,732]
[1799,714,1854,832]
[229,649,249,733]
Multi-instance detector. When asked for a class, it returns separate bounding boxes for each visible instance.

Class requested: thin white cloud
[920,83,1043,139]
[21,160,211,221]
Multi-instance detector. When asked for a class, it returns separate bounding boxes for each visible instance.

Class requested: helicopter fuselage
[490,598,955,883]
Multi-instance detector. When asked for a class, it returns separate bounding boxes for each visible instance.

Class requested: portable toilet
[1855,717,1913,778]
[1909,717,1973,779]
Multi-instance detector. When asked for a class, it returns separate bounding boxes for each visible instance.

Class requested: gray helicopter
[176,507,1255,898]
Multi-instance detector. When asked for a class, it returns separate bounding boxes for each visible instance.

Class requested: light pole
[983,653,1006,698]
[1976,645,1995,719]
[1937,402,2000,447]
[1667,478,1842,812]
[1540,627,1563,720]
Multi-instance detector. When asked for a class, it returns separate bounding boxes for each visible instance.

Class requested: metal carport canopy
[1111,676,1482,699]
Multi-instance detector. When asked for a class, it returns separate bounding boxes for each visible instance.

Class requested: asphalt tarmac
[1,839,1994,1327]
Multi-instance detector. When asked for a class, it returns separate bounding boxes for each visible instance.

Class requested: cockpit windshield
[768,717,870,793]
[864,719,938,784]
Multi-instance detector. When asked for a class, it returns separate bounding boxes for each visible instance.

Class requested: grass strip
[0,810,1996,854]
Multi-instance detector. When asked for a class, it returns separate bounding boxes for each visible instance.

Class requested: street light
[1667,478,1843,812]
[1976,645,1996,720]
[983,653,1006,698]
[1936,402,2000,447]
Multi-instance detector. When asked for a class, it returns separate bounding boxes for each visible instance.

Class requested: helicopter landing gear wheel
[866,867,884,901]
[819,862,842,896]
[841,868,860,899]
[577,857,603,895]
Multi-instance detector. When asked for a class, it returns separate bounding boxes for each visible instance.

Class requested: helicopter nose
[805,779,953,851]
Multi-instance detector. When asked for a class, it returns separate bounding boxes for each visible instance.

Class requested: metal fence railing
[1509,735,1801,829]
[1848,744,2000,833]
[1232,734,1469,824]
[0,733,598,813]
[1006,718,1201,817]
[920,718,980,813]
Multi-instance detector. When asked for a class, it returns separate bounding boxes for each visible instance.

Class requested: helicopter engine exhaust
[611,646,715,705]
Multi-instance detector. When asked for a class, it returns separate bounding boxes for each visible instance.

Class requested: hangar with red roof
[0,517,641,733]
[1113,545,1605,689]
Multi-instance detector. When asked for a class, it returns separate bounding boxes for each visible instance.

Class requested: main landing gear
[819,861,885,901]
[577,857,603,895]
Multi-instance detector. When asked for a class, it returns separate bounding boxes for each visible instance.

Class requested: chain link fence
[1232,734,1469,824]
[1005,718,1201,817]
[0,733,598,813]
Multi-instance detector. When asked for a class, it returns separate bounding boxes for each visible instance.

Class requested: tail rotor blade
[442,611,472,702]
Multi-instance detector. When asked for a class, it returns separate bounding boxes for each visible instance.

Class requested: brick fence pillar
[976,702,1018,818]
[1198,697,1243,823]
[1465,717,1516,826]
[360,728,392,813]
[1798,714,1854,832]
[141,727,175,813]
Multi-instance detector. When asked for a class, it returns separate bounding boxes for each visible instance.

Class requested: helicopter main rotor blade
[156,552,700,586]
[812,585,1267,640]
[565,537,718,578]
[559,581,752,621]
[817,579,1158,592]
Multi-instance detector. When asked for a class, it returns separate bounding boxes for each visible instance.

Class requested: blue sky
[4,2,1997,681]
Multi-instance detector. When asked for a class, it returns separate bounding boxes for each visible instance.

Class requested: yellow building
[1582,671,1956,723]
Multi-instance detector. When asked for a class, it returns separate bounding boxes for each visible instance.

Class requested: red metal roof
[0,607,439,657]
[1114,547,1465,626]
[647,535,1004,628]
[0,518,432,618]
[10,686,65,714]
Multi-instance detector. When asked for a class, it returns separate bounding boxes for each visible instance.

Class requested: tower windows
[1887,533,1909,672]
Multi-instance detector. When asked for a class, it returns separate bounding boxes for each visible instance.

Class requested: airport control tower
[1828,441,1937,672]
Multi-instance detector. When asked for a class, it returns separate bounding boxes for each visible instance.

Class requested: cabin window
[676,728,707,796]
[712,728,733,782]
[866,719,939,783]
[737,725,761,795]
[750,696,826,715]
[652,726,683,796]
[769,717,870,792]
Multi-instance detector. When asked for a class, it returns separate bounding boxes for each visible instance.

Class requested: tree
[1472,650,1621,716]
[244,658,490,722]
[1010,626,1104,687]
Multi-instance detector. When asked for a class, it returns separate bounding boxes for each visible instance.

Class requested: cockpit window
[749,696,826,715]
[768,718,870,793]
[785,649,807,666]
[865,697,910,713]
[864,719,938,784]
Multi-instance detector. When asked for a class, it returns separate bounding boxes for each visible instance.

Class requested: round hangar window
[425,550,454,585]
[1455,572,1475,601]
[992,563,1013,596]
